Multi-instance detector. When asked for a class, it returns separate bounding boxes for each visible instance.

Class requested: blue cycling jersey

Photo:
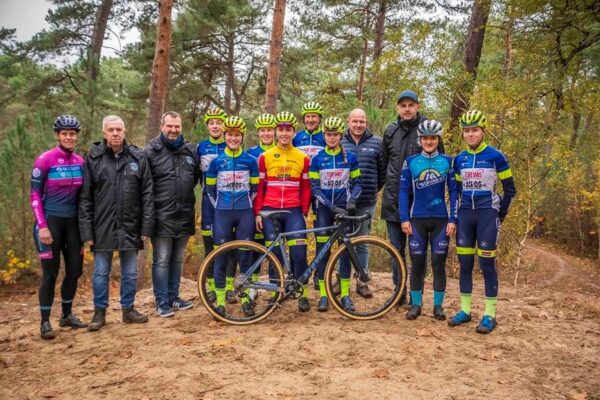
[399,151,458,223]
[205,148,259,210]
[197,136,226,189]
[246,143,276,160]
[453,143,517,219]
[309,147,361,209]
[293,129,325,159]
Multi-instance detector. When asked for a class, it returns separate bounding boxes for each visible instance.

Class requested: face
[396,99,420,121]
[257,127,275,145]
[56,130,78,150]
[420,135,439,153]
[348,111,367,137]
[225,130,243,151]
[462,126,484,149]
[276,125,295,146]
[303,113,321,132]
[324,131,341,148]
[161,115,182,140]
[103,121,126,149]
[207,119,224,139]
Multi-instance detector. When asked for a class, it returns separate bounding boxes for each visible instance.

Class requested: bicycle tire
[324,235,406,320]
[198,240,285,325]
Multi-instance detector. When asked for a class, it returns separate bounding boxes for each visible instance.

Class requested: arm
[204,158,218,208]
[30,155,48,229]
[398,160,412,223]
[453,156,463,196]
[249,157,259,201]
[309,158,335,210]
[78,158,95,244]
[349,156,362,201]
[300,156,312,215]
[253,155,266,215]
[496,153,517,221]
[377,140,386,192]
[140,157,154,238]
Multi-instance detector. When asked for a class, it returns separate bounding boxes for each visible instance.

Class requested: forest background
[0,0,598,285]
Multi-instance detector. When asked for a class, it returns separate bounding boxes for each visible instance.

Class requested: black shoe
[207,290,217,303]
[356,281,373,298]
[122,306,149,324]
[406,305,422,320]
[40,321,55,340]
[313,274,319,290]
[226,290,238,304]
[433,305,446,321]
[317,297,329,312]
[241,301,255,317]
[298,297,310,313]
[59,313,88,329]
[214,305,226,320]
[87,308,106,332]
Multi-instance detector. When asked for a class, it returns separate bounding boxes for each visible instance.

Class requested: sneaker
[170,298,193,311]
[313,274,319,290]
[122,306,149,324]
[40,321,55,340]
[433,305,446,321]
[476,315,497,334]
[207,290,217,303]
[298,297,310,313]
[406,305,422,320]
[341,296,355,312]
[356,281,373,298]
[59,313,88,329]
[87,308,106,332]
[241,301,255,317]
[155,303,175,318]
[226,290,238,304]
[448,310,472,327]
[317,296,329,312]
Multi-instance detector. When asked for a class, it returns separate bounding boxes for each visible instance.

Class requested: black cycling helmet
[53,115,81,133]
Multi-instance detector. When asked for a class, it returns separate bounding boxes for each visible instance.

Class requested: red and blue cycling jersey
[453,143,517,219]
[205,148,259,210]
[30,146,84,229]
[293,129,325,159]
[309,148,361,209]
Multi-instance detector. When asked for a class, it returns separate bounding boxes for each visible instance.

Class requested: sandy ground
[1,240,599,400]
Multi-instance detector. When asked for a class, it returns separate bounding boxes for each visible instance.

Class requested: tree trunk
[224,32,235,113]
[357,37,368,104]
[448,0,491,135]
[373,0,386,109]
[264,0,286,114]
[497,12,514,144]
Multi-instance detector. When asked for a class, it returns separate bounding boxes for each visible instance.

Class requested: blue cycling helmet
[53,115,81,133]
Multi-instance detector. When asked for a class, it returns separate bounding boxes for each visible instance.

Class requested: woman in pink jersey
[31,115,87,339]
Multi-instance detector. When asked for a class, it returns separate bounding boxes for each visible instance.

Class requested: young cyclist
[399,120,458,321]
[197,107,233,303]
[309,117,362,312]
[205,116,259,317]
[254,111,312,312]
[448,110,517,334]
[31,115,87,339]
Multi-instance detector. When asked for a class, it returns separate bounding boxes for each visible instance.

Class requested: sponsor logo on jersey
[185,156,193,165]
[58,158,64,164]
[130,162,139,171]
[416,169,444,189]
[32,168,41,178]
[463,169,484,179]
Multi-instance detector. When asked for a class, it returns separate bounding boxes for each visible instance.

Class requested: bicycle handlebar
[335,212,371,237]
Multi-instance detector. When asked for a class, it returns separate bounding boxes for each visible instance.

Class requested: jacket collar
[467,142,487,155]
[343,128,374,145]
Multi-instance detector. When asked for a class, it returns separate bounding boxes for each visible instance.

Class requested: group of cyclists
[31,89,516,340]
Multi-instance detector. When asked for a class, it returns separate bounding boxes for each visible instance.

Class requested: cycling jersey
[399,151,458,223]
[205,148,259,210]
[247,143,275,160]
[31,146,84,229]
[453,143,516,219]
[292,129,325,159]
[197,136,226,189]
[309,147,361,209]
[254,145,311,215]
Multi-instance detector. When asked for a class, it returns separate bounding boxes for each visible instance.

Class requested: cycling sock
[215,288,226,307]
[252,273,259,282]
[484,297,497,317]
[411,290,423,306]
[207,278,216,292]
[302,285,309,298]
[433,291,445,306]
[460,293,472,314]
[61,300,72,318]
[226,277,234,292]
[340,278,350,298]
[319,280,327,297]
[40,308,51,323]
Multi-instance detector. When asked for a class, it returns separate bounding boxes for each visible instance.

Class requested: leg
[201,192,216,258]
[92,251,113,309]
[213,210,234,307]
[282,208,309,312]
[386,220,407,289]
[151,237,173,307]
[119,250,138,308]
[167,236,190,304]
[449,209,477,327]
[354,205,376,267]
[314,208,333,311]
[407,219,428,308]
[60,217,83,318]
[429,219,449,306]
[476,209,501,318]
[35,216,63,325]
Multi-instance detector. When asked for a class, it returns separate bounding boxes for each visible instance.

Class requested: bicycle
[197,210,406,325]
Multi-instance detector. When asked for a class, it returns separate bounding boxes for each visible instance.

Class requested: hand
[141,235,148,241]
[255,215,263,232]
[346,199,357,216]
[39,227,53,245]
[401,222,413,236]
[332,207,348,217]
[446,223,456,236]
[86,240,94,246]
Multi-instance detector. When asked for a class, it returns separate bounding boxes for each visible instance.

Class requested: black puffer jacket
[380,114,445,221]
[144,135,200,238]
[79,140,154,251]
[341,128,386,207]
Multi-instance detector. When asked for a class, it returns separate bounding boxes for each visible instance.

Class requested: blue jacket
[341,129,385,207]
[309,147,361,210]
[196,137,226,191]
[247,143,276,160]
[205,148,259,210]
[453,143,517,219]
[399,151,458,223]
[293,129,325,159]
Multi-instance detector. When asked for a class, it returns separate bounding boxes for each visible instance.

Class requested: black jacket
[380,114,445,221]
[341,128,386,207]
[79,140,154,251]
[144,135,200,238]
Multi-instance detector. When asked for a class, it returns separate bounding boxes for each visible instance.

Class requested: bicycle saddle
[259,210,292,220]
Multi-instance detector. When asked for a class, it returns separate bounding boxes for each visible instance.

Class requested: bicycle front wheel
[324,235,406,320]
[198,240,285,325]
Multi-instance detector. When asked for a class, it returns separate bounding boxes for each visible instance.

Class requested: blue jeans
[93,250,138,309]
[152,236,189,306]
[354,205,376,269]
[386,220,407,286]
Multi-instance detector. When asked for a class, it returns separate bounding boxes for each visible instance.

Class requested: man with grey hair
[79,115,154,331]
[145,111,200,317]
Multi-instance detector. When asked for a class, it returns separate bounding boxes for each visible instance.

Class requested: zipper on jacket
[471,153,476,210]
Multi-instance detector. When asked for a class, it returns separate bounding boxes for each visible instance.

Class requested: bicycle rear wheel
[198,240,285,325]
[324,235,406,320]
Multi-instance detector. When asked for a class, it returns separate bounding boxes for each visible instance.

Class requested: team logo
[416,169,444,189]
[185,156,193,165]
[58,158,64,164]
[32,168,41,178]
[409,240,419,248]
[480,241,488,247]
[129,162,139,171]
[439,240,448,248]
[274,153,280,158]
[458,239,465,245]
[32,200,39,207]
